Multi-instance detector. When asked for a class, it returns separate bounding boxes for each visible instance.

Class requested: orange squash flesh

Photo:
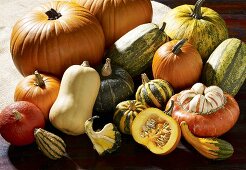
[131,108,181,155]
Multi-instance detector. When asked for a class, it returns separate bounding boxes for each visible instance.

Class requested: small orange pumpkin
[152,39,203,91]
[14,71,60,120]
[70,0,153,47]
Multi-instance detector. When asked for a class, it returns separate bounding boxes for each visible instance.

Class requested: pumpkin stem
[45,8,62,20]
[191,0,205,19]
[128,101,136,111]
[81,61,90,67]
[101,58,112,77]
[141,73,150,85]
[12,109,22,121]
[159,22,166,32]
[164,100,174,116]
[34,70,45,87]
[172,39,187,54]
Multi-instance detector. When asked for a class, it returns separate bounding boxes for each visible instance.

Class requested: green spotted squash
[105,23,169,77]
[136,73,174,109]
[163,0,228,61]
[202,38,246,96]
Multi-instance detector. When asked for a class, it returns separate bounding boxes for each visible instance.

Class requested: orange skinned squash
[70,0,153,47]
[14,71,60,120]
[166,83,240,137]
[131,102,181,155]
[10,1,105,78]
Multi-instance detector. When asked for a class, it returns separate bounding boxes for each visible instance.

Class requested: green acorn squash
[94,58,134,115]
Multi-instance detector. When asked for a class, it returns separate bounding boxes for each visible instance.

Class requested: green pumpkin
[202,38,246,96]
[94,58,134,115]
[163,0,228,61]
[136,73,174,109]
[113,100,147,135]
[106,23,169,77]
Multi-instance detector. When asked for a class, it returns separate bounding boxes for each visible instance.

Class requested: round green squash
[94,58,135,115]
[163,0,228,61]
[202,38,246,96]
[113,100,147,135]
[105,22,169,77]
[136,73,174,109]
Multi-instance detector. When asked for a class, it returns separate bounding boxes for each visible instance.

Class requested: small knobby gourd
[135,73,174,109]
[113,100,147,135]
[163,0,228,61]
[14,70,60,120]
[49,61,100,135]
[84,116,122,155]
[94,58,134,115]
[202,38,246,96]
[166,83,240,137]
[34,128,66,160]
[131,101,181,155]
[180,121,234,160]
[152,39,203,91]
[106,22,169,77]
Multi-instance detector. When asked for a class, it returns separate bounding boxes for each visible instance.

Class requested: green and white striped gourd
[34,128,66,160]
[202,38,246,96]
[113,100,147,135]
[136,73,174,109]
[106,23,169,77]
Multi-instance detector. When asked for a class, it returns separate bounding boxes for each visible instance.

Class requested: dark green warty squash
[113,100,147,135]
[136,73,174,109]
[106,23,169,77]
[163,0,228,61]
[94,58,134,115]
[202,38,246,96]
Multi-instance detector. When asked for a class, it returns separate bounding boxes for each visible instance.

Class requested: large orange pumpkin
[14,71,60,120]
[10,1,105,78]
[70,0,153,47]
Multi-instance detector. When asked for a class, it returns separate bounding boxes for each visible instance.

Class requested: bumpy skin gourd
[49,61,100,135]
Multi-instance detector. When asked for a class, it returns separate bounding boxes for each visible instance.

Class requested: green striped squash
[105,22,169,77]
[34,128,66,160]
[202,38,246,96]
[113,100,147,135]
[136,73,174,109]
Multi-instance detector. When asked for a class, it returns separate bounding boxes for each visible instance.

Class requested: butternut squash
[49,61,100,135]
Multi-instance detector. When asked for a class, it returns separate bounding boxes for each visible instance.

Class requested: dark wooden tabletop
[1,0,246,169]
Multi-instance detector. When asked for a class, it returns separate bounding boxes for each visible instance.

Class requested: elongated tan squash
[49,61,100,135]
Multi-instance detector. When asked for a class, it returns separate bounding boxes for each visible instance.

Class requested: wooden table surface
[0,0,246,169]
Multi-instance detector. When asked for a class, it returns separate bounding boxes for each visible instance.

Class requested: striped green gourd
[136,73,174,109]
[202,38,246,96]
[34,128,66,160]
[105,23,169,77]
[113,100,147,135]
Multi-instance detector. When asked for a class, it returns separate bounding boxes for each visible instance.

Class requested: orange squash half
[131,107,181,155]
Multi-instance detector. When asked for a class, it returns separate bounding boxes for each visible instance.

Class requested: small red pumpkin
[14,71,60,120]
[152,39,203,91]
[166,83,240,137]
